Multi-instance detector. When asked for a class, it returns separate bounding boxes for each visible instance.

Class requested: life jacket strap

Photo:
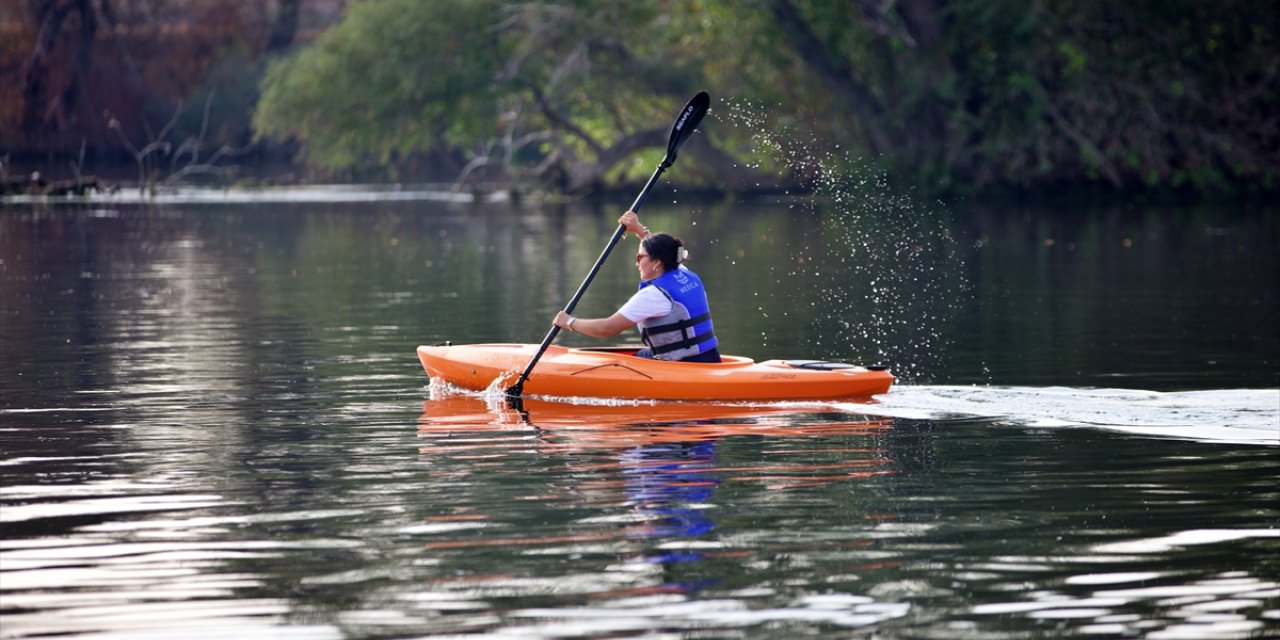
[640,312,711,340]
[648,329,717,355]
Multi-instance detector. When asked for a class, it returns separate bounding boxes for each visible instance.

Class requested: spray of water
[720,101,970,384]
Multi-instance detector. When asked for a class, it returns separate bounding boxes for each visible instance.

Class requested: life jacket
[637,267,718,361]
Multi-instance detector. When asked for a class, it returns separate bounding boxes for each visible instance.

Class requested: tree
[691,0,1279,195]
[9,0,1276,196]
[255,0,507,179]
[2,0,335,163]
[253,0,738,191]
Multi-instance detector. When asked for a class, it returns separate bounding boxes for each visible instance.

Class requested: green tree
[254,0,713,190]
[252,0,1278,197]
[691,0,1278,195]
[254,0,504,176]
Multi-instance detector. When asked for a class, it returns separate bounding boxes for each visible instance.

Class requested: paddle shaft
[506,91,708,398]
[508,163,668,395]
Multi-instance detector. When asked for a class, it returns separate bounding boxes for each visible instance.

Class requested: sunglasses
[635,252,651,263]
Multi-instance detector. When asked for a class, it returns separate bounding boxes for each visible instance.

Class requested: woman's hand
[553,311,574,331]
[618,211,647,239]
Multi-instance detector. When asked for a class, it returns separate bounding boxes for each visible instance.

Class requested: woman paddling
[553,211,721,363]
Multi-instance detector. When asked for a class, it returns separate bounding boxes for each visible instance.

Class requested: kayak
[417,343,893,400]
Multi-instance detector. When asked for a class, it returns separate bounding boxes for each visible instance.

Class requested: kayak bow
[419,343,893,401]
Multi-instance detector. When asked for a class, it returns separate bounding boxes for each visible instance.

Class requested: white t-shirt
[618,285,673,323]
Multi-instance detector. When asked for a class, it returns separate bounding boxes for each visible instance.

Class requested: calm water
[1,191,1277,639]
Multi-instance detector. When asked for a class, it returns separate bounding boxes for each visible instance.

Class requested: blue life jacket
[637,267,718,361]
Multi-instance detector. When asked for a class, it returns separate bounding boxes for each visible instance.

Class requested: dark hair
[642,233,684,272]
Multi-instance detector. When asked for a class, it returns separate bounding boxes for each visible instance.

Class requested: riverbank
[5,178,1277,211]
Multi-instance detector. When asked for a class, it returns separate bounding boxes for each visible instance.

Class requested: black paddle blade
[504,388,526,411]
[662,91,710,168]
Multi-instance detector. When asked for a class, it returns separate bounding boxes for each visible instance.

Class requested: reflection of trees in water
[1,212,263,526]
[870,419,944,525]
[0,209,416,538]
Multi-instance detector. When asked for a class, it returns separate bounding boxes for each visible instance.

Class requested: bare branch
[529,85,606,156]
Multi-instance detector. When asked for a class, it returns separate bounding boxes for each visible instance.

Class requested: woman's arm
[553,311,636,338]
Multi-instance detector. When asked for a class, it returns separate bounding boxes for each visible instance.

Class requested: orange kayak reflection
[417,394,896,487]
[417,394,894,448]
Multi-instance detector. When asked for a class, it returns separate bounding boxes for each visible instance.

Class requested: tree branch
[768,0,892,153]
[529,85,606,156]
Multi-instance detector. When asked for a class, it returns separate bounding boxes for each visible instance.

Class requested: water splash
[718,101,969,383]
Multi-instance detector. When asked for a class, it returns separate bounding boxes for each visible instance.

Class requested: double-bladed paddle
[507,91,710,399]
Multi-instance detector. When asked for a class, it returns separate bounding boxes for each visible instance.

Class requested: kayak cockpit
[572,346,754,366]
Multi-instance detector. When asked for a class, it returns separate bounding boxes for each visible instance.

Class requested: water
[1,192,1277,639]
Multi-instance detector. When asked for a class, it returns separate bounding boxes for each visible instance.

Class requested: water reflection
[416,393,896,484]
[618,440,719,543]
[3,201,1276,638]
[411,394,911,628]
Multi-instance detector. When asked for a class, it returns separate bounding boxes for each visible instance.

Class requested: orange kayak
[417,343,893,400]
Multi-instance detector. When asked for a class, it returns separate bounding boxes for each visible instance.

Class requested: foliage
[250,0,1276,196]
[691,0,1279,196]
[253,0,708,188]
[5,0,1276,197]
[254,0,505,174]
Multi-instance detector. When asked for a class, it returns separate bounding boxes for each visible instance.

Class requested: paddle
[507,91,710,399]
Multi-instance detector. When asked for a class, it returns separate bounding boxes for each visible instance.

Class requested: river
[1,189,1277,639]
